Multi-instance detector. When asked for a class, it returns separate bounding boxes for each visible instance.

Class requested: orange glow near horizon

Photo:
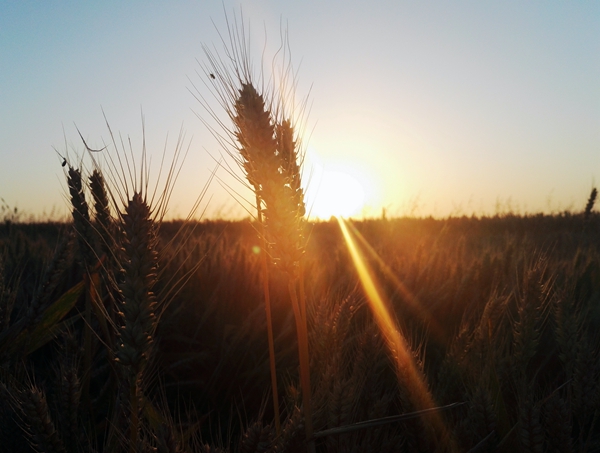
[336,216,454,446]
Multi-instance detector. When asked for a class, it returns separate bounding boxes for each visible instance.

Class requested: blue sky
[1,1,599,219]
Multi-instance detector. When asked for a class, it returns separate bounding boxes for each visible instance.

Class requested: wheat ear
[89,168,114,260]
[233,81,313,450]
[115,192,158,453]
[67,165,99,409]
[67,166,96,268]
[233,81,282,435]
[18,385,67,453]
[584,187,597,221]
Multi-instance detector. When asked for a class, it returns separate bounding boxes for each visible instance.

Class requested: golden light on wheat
[336,216,453,447]
[344,219,448,343]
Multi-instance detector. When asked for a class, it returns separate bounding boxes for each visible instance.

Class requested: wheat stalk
[232,81,313,450]
[197,17,311,445]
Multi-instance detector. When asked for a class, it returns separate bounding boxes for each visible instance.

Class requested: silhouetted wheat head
[193,14,313,447]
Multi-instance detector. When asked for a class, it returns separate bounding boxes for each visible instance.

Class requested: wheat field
[1,18,599,453]
[1,197,600,452]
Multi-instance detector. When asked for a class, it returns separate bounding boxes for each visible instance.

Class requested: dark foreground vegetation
[1,210,599,452]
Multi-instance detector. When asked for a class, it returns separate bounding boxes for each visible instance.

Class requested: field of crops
[1,14,599,451]
[1,207,599,452]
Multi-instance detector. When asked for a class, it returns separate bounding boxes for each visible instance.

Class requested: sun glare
[306,169,366,219]
[336,217,453,445]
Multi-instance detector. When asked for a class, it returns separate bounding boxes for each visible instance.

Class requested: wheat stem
[259,214,281,435]
[288,279,314,453]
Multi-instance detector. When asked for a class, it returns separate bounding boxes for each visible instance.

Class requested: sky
[1,1,599,220]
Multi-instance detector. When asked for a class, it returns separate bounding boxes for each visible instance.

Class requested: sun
[306,168,366,219]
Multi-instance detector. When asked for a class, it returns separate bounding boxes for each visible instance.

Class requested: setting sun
[306,168,366,219]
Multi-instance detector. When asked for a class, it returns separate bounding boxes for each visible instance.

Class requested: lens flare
[336,216,454,447]
[343,220,448,344]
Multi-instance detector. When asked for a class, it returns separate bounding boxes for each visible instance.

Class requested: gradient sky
[1,1,599,220]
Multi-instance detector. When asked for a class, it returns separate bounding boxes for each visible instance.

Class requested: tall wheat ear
[16,384,67,453]
[235,84,312,452]
[108,146,181,453]
[72,115,206,453]
[116,192,158,376]
[115,191,158,453]
[67,165,97,269]
[194,14,312,450]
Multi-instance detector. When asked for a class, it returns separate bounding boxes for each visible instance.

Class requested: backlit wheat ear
[116,192,158,373]
[544,395,573,453]
[0,257,10,332]
[231,81,283,435]
[196,14,315,447]
[233,82,279,197]
[233,84,306,275]
[584,187,597,221]
[268,118,306,274]
[89,168,114,258]
[67,166,96,269]
[116,192,158,452]
[232,80,314,450]
[239,420,273,453]
[518,390,543,453]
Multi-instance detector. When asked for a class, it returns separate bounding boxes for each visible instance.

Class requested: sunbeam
[336,216,456,449]
[343,220,448,344]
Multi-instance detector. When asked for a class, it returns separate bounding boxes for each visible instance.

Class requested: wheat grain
[518,391,543,453]
[239,420,273,453]
[543,395,573,453]
[584,187,597,221]
[89,168,115,261]
[56,364,83,452]
[18,385,67,453]
[116,192,158,374]
[67,166,96,269]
